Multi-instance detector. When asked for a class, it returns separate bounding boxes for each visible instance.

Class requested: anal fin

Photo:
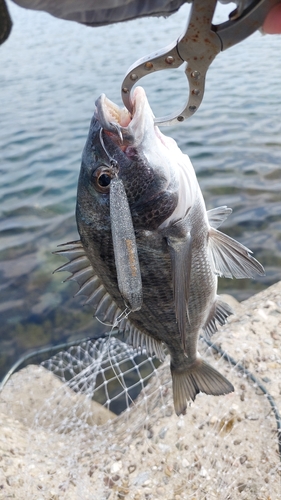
[203,297,234,338]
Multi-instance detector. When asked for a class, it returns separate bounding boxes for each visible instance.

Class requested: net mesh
[40,337,160,428]
[0,286,281,499]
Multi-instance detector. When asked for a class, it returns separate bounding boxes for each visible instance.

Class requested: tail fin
[171,359,234,416]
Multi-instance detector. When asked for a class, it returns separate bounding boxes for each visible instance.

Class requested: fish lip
[94,93,131,132]
[94,87,154,145]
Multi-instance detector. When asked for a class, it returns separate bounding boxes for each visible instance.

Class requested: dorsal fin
[208,227,265,279]
[54,241,165,360]
[126,322,166,361]
[54,241,121,323]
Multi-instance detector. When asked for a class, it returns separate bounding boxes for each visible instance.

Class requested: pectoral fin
[167,232,192,349]
[208,227,265,279]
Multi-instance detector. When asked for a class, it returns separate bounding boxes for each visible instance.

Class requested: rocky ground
[0,282,280,499]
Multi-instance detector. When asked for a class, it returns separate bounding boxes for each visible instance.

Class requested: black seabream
[56,87,265,416]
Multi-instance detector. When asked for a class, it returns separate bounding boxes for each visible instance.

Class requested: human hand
[263,3,281,34]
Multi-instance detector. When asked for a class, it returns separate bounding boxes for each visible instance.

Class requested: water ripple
[0,2,280,374]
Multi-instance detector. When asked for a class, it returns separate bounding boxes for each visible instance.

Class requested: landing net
[1,313,280,500]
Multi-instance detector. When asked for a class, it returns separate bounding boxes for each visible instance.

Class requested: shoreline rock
[0,281,280,499]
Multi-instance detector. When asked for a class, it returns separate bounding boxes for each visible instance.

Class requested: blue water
[1,1,281,375]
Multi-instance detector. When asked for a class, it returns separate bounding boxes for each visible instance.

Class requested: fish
[55,86,265,416]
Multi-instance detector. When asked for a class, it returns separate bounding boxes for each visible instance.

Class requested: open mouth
[94,87,151,145]
[99,96,132,128]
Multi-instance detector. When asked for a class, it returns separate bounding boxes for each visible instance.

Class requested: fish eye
[92,166,114,193]
[98,173,111,187]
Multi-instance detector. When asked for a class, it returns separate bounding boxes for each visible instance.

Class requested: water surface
[0,2,281,377]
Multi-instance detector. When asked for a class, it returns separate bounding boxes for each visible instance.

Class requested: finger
[263,3,281,34]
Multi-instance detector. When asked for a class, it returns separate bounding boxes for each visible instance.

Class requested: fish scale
[57,86,265,416]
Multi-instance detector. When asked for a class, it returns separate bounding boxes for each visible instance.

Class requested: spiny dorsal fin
[54,241,166,361]
[54,241,121,323]
[203,297,234,338]
[207,206,232,229]
[208,227,265,279]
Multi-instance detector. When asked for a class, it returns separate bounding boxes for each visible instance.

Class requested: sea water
[0,1,281,377]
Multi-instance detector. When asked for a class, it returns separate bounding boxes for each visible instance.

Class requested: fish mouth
[94,87,155,147]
